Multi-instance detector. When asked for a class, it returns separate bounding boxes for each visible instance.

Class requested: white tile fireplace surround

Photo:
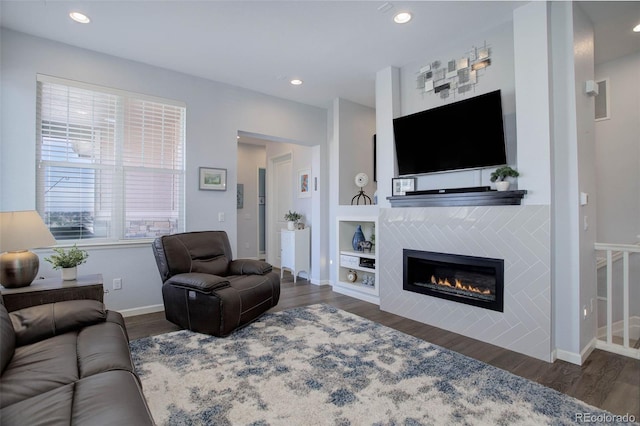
[379,205,552,362]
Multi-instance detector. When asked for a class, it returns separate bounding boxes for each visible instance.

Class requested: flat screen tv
[393,90,507,176]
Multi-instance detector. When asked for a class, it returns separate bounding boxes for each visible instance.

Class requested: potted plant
[490,166,520,191]
[284,210,303,231]
[45,245,89,281]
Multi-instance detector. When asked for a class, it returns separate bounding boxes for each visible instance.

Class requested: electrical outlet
[113,278,122,290]
[218,212,225,222]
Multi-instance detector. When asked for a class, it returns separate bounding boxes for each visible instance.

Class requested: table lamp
[0,210,56,288]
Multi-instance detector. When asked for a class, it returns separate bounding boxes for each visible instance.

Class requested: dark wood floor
[125,275,640,419]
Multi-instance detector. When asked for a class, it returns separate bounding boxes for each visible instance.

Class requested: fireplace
[403,249,504,312]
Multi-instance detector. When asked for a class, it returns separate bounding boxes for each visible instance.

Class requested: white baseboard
[310,278,331,286]
[581,337,597,363]
[332,285,380,305]
[555,349,582,365]
[117,304,164,318]
[555,338,596,366]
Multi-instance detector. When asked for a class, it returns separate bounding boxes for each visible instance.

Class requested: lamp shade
[0,210,56,252]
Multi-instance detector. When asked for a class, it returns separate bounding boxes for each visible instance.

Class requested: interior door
[258,167,266,260]
[268,153,292,267]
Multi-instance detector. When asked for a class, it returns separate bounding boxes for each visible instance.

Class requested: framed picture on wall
[298,168,311,198]
[199,167,227,191]
[392,177,415,196]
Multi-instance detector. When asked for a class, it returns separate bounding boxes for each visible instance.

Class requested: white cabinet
[280,227,310,283]
[335,217,379,304]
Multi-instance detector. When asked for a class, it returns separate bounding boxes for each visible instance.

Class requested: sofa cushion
[229,258,273,275]
[166,272,230,294]
[154,231,234,278]
[219,272,280,333]
[0,312,133,409]
[77,321,136,379]
[72,371,154,425]
[0,302,15,374]
[9,300,106,346]
[0,371,154,426]
[0,332,79,408]
[0,382,74,426]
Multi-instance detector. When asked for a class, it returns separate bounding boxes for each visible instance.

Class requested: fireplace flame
[430,275,491,295]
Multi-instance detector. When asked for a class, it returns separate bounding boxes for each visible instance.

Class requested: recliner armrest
[228,259,273,275]
[10,300,107,347]
[165,273,230,294]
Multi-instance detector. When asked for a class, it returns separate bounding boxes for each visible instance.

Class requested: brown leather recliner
[152,231,280,337]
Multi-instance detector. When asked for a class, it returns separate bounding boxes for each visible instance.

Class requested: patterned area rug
[130,304,626,425]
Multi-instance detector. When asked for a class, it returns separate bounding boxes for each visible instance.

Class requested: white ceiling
[1,1,638,109]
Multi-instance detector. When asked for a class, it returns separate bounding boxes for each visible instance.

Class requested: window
[36,75,185,242]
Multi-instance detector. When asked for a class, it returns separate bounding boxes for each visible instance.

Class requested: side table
[0,273,104,312]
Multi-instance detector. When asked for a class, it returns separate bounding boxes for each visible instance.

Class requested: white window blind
[36,75,185,242]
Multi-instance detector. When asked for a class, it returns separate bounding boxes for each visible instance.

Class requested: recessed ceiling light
[393,12,412,24]
[634,23,640,33]
[69,11,91,24]
[290,79,303,86]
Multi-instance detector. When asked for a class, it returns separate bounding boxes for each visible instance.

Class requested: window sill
[34,239,155,252]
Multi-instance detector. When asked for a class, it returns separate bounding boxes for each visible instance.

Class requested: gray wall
[398,21,519,193]
[595,52,640,245]
[595,52,640,325]
[336,99,376,206]
[572,3,598,353]
[1,29,327,312]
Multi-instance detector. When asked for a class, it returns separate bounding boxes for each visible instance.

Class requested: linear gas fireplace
[403,249,504,312]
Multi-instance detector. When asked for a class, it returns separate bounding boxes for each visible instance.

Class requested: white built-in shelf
[335,217,379,305]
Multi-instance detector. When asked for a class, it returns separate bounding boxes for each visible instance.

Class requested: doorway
[258,167,266,260]
[267,152,292,268]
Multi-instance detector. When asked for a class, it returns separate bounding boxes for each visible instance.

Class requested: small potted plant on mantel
[490,166,520,191]
[45,245,89,281]
[284,210,303,231]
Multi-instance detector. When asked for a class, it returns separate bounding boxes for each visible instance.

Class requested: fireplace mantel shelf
[387,190,527,208]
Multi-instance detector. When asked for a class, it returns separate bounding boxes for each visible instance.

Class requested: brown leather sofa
[152,230,280,337]
[0,297,154,425]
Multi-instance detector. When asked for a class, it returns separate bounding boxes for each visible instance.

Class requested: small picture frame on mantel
[392,177,416,196]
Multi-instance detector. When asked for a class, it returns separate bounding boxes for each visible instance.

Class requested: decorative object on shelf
[362,274,375,287]
[45,245,89,281]
[296,222,305,230]
[359,258,375,269]
[199,167,227,191]
[352,225,366,251]
[392,177,416,196]
[490,166,520,191]
[358,240,373,253]
[346,269,358,283]
[0,210,57,288]
[351,173,372,205]
[298,168,311,198]
[284,210,303,231]
[416,42,492,100]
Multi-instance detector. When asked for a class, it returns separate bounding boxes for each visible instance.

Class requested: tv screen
[393,90,507,176]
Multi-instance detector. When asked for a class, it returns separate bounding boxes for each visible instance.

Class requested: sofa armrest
[165,273,230,294]
[228,259,273,275]
[9,300,107,347]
